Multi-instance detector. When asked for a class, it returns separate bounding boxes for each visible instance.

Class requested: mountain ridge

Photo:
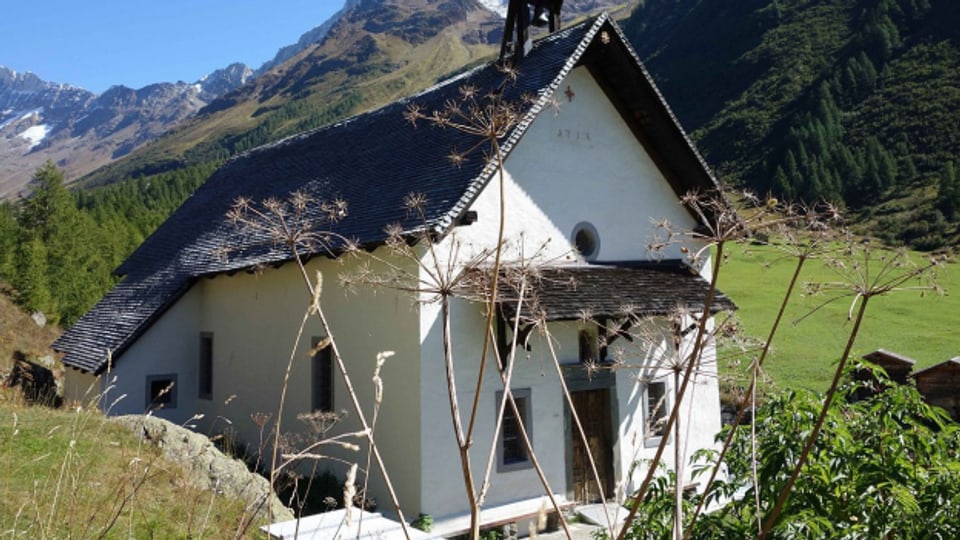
[0,63,252,199]
[74,0,636,189]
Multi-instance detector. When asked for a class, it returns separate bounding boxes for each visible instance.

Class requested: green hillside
[716,241,959,392]
[77,2,501,190]
[624,0,960,250]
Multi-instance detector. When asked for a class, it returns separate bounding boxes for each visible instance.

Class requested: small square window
[312,337,333,412]
[199,333,213,400]
[146,374,177,410]
[498,389,532,472]
[644,381,668,444]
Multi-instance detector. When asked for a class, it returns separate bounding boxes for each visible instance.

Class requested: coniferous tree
[15,236,53,315]
[0,202,18,279]
[938,161,960,220]
[784,150,803,193]
[18,160,70,240]
[772,166,793,200]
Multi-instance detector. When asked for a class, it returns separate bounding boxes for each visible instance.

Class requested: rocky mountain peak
[198,63,254,101]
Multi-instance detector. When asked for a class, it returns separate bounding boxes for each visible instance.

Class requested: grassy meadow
[715,241,959,392]
[0,287,265,538]
[0,391,260,538]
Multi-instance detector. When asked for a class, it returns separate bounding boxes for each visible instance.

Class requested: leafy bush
[615,367,960,539]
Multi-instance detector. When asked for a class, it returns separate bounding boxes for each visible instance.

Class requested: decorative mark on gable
[564,85,576,102]
[557,129,591,142]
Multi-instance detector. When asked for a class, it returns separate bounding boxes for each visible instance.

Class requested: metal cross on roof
[499,0,564,65]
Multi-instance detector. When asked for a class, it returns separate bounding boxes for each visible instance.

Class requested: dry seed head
[403,103,424,127]
[447,149,469,168]
[403,192,428,212]
[290,190,311,212]
[459,84,478,99]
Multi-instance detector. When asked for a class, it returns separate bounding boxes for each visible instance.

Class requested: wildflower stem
[615,241,724,540]
[760,294,870,536]
[466,137,507,446]
[441,293,481,538]
[685,254,808,536]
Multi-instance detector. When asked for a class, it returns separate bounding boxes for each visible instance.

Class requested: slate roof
[54,13,723,374]
[496,262,736,322]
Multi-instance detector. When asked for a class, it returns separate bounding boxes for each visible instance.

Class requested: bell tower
[498,0,564,64]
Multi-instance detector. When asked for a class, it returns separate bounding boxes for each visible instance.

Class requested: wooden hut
[850,349,916,401]
[860,349,916,385]
[912,357,960,421]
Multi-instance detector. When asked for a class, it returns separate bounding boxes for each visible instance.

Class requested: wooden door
[571,388,614,502]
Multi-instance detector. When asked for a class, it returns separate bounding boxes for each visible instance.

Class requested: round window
[572,222,600,260]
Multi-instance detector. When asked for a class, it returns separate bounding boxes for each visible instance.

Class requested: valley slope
[623,0,960,249]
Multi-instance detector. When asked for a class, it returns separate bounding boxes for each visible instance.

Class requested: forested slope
[0,163,212,326]
[624,0,960,249]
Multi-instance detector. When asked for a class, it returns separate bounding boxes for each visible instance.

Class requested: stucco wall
[426,67,704,272]
[415,65,721,516]
[78,251,422,518]
[193,251,422,518]
[503,66,701,263]
[68,284,202,425]
[612,316,721,494]
[418,296,571,518]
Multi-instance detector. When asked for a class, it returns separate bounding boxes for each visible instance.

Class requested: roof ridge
[434,13,609,235]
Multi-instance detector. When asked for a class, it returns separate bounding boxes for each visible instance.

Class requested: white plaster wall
[502,66,703,263]
[87,284,202,425]
[415,65,720,517]
[417,304,722,517]
[89,250,423,517]
[425,67,706,274]
[194,250,422,518]
[418,294,569,519]
[612,317,721,496]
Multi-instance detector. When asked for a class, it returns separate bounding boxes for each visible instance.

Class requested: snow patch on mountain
[477,0,507,17]
[0,108,40,130]
[19,124,51,149]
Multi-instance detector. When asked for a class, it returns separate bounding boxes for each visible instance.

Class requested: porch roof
[496,261,737,322]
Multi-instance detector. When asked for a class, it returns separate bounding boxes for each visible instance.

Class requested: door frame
[564,367,618,502]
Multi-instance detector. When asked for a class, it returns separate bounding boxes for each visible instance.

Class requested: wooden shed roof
[861,349,918,366]
[912,357,960,379]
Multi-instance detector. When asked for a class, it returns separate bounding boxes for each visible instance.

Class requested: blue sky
[1,1,343,94]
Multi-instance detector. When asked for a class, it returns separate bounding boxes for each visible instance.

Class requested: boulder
[114,414,294,523]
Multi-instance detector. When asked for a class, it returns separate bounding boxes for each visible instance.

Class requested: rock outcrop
[114,414,294,523]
